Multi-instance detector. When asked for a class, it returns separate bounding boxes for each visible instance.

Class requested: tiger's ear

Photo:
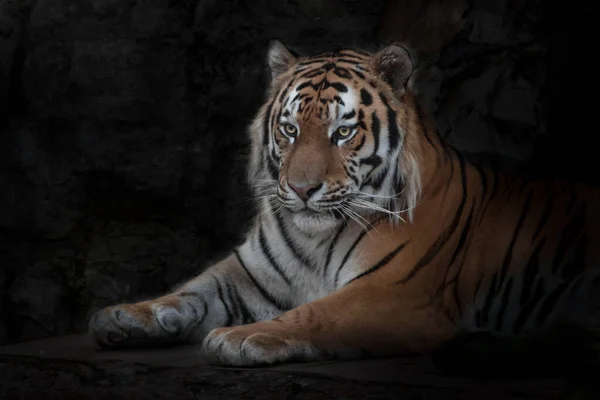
[267,40,297,80]
[371,44,413,97]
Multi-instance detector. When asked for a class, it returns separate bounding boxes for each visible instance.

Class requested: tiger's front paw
[201,323,322,366]
[89,302,187,349]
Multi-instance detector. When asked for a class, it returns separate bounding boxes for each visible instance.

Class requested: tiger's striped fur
[88,41,600,366]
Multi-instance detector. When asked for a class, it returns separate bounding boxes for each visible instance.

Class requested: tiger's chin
[291,209,340,235]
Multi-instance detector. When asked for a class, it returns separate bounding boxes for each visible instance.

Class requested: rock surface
[0,334,574,399]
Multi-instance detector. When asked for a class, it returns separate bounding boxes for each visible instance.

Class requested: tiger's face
[250,41,419,234]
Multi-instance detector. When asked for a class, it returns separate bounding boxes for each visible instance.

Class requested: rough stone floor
[1,334,591,399]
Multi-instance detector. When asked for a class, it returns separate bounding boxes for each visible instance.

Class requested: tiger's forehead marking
[281,55,369,124]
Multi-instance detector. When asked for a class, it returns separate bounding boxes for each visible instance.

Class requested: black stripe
[496,190,533,294]
[360,154,382,167]
[283,65,328,95]
[346,166,359,186]
[479,272,497,326]
[477,170,500,225]
[351,68,366,80]
[354,134,366,151]
[337,52,366,61]
[560,234,587,280]
[358,110,382,186]
[495,277,514,330]
[270,146,280,165]
[360,89,372,106]
[531,190,556,242]
[331,82,348,93]
[332,95,345,106]
[335,58,363,65]
[517,178,533,193]
[185,300,209,334]
[289,93,300,104]
[258,225,292,285]
[512,278,545,334]
[304,69,326,79]
[370,111,380,155]
[271,203,315,269]
[473,272,484,302]
[323,222,348,278]
[520,238,545,306]
[565,184,577,213]
[470,162,488,203]
[297,58,329,67]
[266,154,279,179]
[334,229,369,287]
[342,110,356,120]
[366,166,388,190]
[263,102,279,180]
[293,65,311,73]
[279,70,313,103]
[567,273,585,298]
[448,202,474,267]
[380,95,400,151]
[296,60,326,68]
[212,276,233,326]
[333,67,352,79]
[396,153,468,285]
[200,300,208,323]
[340,49,371,58]
[228,280,253,325]
[498,175,518,200]
[552,203,587,274]
[182,303,200,336]
[534,281,570,328]
[224,280,241,323]
[345,241,409,286]
[440,154,455,204]
[447,202,475,318]
[295,81,314,92]
[323,62,335,71]
[233,249,291,311]
[262,102,274,147]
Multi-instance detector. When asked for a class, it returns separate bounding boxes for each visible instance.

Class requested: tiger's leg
[88,250,290,349]
[202,280,457,366]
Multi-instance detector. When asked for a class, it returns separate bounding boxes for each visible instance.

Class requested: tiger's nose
[288,181,323,201]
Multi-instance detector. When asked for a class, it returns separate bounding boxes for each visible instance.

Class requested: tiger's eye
[337,126,352,136]
[284,124,297,136]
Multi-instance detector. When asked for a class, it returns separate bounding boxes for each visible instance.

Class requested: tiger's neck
[397,92,481,237]
[400,93,461,206]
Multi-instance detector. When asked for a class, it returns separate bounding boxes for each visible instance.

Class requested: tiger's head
[249,41,422,235]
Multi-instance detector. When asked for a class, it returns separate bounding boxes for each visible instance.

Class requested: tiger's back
[461,171,600,337]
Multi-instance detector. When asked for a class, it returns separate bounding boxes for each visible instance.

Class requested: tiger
[88,40,600,367]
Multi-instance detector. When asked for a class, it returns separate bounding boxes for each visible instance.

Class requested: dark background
[0,0,594,345]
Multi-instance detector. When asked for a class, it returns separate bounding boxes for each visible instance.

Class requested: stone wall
[0,0,549,344]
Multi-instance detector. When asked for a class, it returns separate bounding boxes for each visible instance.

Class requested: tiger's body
[89,42,600,366]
